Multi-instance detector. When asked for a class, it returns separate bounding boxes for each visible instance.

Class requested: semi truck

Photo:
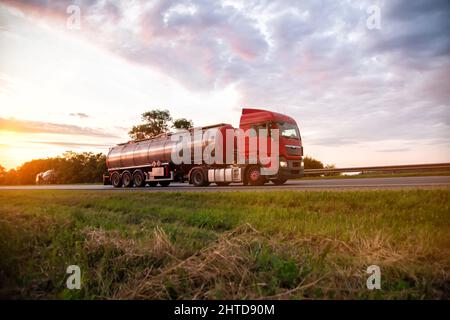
[104,108,303,187]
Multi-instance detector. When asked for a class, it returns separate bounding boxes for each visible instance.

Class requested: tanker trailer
[105,124,234,188]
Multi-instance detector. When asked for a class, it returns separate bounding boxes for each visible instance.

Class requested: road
[0,176,449,192]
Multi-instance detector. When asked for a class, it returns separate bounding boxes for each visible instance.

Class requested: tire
[271,178,287,185]
[191,168,208,187]
[216,182,230,187]
[159,181,170,187]
[133,170,146,187]
[246,166,266,186]
[122,171,133,188]
[111,171,122,188]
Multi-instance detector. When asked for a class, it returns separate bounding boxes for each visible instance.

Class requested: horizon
[1,0,449,170]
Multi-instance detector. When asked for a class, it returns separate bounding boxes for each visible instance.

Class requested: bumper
[275,159,304,179]
[278,167,304,179]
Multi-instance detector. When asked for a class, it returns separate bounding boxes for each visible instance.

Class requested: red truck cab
[239,108,304,182]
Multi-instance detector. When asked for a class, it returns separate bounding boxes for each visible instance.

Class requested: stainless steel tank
[107,135,175,169]
[106,124,233,170]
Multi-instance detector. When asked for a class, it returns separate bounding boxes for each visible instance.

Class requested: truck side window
[250,123,269,137]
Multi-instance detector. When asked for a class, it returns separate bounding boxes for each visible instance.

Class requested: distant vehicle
[36,169,57,184]
[104,108,304,187]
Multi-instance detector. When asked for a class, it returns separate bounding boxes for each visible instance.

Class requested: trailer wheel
[133,170,146,187]
[191,168,208,187]
[159,181,170,187]
[111,171,122,188]
[122,171,133,188]
[246,166,266,186]
[271,178,287,185]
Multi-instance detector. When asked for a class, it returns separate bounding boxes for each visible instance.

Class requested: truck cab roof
[240,108,297,127]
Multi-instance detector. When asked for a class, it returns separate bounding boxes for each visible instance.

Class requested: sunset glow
[1,1,449,169]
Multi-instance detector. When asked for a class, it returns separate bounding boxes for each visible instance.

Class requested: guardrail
[303,163,450,175]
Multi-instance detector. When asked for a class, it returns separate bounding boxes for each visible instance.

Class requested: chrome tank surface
[106,125,230,170]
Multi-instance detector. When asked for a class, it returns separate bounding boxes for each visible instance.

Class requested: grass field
[0,190,449,299]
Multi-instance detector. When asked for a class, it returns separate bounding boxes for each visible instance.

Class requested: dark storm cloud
[370,0,450,59]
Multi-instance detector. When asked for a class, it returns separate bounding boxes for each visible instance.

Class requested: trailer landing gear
[159,181,170,187]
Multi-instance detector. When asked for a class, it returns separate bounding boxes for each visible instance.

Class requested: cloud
[2,0,449,150]
[377,148,410,153]
[0,117,117,138]
[69,112,89,118]
[30,141,110,148]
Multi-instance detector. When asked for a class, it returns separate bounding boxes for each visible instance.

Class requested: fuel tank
[106,124,233,170]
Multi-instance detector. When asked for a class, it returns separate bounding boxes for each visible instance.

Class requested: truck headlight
[280,160,288,168]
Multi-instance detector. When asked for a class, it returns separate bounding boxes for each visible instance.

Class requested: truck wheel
[216,182,230,187]
[271,178,287,185]
[191,168,208,187]
[111,171,122,188]
[122,171,133,188]
[246,166,266,186]
[133,170,146,187]
[159,181,170,187]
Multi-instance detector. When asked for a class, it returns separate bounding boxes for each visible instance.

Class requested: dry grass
[103,224,448,300]
[115,224,264,299]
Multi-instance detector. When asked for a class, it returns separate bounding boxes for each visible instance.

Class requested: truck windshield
[278,122,300,140]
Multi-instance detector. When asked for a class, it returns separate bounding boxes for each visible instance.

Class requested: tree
[0,151,107,185]
[172,118,193,130]
[303,156,324,177]
[0,164,5,184]
[129,109,172,140]
[303,156,324,170]
[129,109,194,140]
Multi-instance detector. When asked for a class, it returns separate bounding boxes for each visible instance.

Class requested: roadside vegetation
[0,190,448,299]
[0,152,106,185]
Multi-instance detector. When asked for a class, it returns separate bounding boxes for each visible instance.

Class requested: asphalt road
[0,176,449,192]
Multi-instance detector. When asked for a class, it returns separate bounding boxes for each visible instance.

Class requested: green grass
[0,190,449,299]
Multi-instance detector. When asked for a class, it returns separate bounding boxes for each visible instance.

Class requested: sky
[0,0,449,169]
